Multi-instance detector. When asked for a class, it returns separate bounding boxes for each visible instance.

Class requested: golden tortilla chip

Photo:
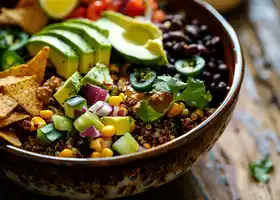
[4,76,43,116]
[0,76,27,87]
[0,131,21,147]
[16,0,37,7]
[0,93,18,119]
[0,112,29,128]
[2,4,48,34]
[0,13,17,25]
[0,47,49,83]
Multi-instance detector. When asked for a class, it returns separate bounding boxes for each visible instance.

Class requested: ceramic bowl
[0,0,244,199]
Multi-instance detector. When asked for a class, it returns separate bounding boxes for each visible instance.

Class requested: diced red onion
[80,126,101,138]
[74,107,87,118]
[117,109,127,116]
[89,101,113,116]
[84,84,109,106]
[137,146,147,152]
[110,106,120,116]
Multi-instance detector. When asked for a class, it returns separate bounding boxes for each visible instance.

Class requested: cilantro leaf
[249,156,274,183]
[136,101,164,122]
[176,77,212,108]
[152,75,187,96]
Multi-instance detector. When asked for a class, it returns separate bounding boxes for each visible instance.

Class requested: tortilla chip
[0,13,17,25]
[16,0,37,7]
[0,112,29,128]
[0,93,18,119]
[0,46,49,83]
[0,131,21,147]
[0,76,27,87]
[2,4,48,34]
[4,76,43,116]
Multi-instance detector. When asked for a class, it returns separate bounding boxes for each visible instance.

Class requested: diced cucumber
[36,124,63,145]
[112,133,139,155]
[64,96,87,118]
[74,112,104,132]
[52,114,73,132]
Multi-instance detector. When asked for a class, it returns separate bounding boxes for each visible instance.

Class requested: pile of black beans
[156,14,230,106]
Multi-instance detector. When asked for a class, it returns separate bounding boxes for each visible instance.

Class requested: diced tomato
[124,0,145,17]
[149,0,158,10]
[86,0,107,21]
[152,9,166,23]
[102,0,122,11]
[66,6,86,19]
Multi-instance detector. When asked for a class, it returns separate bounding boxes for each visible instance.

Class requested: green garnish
[137,76,212,122]
[249,156,274,183]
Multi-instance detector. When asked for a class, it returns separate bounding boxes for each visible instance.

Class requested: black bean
[203,35,212,42]
[166,64,177,75]
[207,61,216,71]
[173,42,185,53]
[197,44,209,55]
[218,64,228,73]
[170,20,184,31]
[185,25,200,39]
[203,71,213,83]
[210,82,216,90]
[213,73,222,83]
[191,19,199,26]
[217,81,227,93]
[197,40,203,44]
[205,40,211,47]
[163,31,190,43]
[184,44,200,55]
[155,23,168,32]
[164,41,173,50]
[200,25,208,35]
[217,60,223,64]
[211,36,221,46]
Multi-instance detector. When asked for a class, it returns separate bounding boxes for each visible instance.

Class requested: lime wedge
[39,0,79,19]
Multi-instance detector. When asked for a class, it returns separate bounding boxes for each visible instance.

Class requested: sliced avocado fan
[95,11,168,66]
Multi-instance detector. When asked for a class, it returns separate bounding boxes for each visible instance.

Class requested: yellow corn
[31,117,46,130]
[40,110,53,120]
[130,121,136,132]
[91,151,102,158]
[108,96,123,107]
[59,149,73,158]
[89,139,103,152]
[179,102,185,112]
[167,103,183,118]
[102,148,114,157]
[119,93,126,101]
[101,125,116,138]
[195,109,204,118]
[143,143,151,149]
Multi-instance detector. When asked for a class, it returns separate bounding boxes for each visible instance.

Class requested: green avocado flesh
[54,71,82,105]
[26,35,79,79]
[39,29,95,74]
[43,22,111,66]
[95,11,168,66]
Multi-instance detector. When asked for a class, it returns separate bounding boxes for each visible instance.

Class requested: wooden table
[2,0,280,199]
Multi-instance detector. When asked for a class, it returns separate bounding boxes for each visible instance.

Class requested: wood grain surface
[2,0,280,199]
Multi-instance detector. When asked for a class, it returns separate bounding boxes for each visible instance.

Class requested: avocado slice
[67,18,109,37]
[26,35,79,79]
[95,11,168,66]
[101,116,130,136]
[39,29,95,74]
[43,22,112,66]
[54,71,82,105]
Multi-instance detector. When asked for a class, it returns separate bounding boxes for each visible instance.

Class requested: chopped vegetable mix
[0,1,230,159]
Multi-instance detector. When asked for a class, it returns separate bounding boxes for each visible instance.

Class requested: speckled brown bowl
[0,0,244,199]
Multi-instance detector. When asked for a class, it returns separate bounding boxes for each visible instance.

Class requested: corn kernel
[130,121,136,132]
[102,148,114,157]
[59,149,73,158]
[101,125,116,138]
[119,93,126,101]
[40,110,53,119]
[108,96,123,107]
[143,143,151,149]
[195,109,204,118]
[179,102,185,113]
[90,139,102,152]
[91,151,102,158]
[167,103,183,118]
[31,117,46,130]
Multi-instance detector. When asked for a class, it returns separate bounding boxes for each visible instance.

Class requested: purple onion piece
[137,146,147,152]
[75,107,87,118]
[80,126,101,139]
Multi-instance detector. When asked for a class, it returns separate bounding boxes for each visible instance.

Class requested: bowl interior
[2,0,243,165]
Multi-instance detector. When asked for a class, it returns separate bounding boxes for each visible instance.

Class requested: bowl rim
[2,0,244,166]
